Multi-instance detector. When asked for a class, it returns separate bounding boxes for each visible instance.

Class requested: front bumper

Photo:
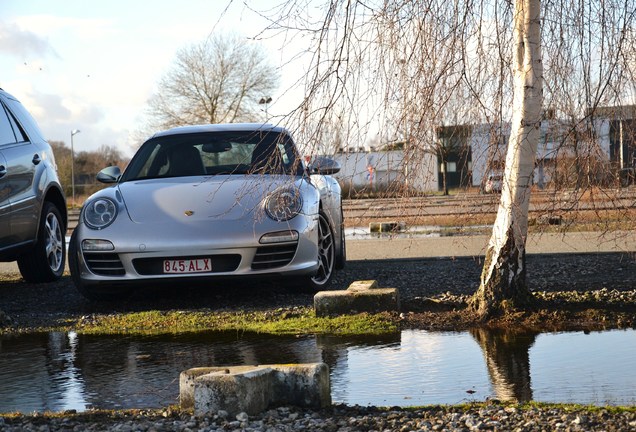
[71,215,320,288]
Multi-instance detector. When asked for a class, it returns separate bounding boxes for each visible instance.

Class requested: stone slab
[314,280,400,316]
[180,363,331,417]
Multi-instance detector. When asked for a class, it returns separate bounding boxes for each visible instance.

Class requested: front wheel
[335,203,346,270]
[293,211,336,293]
[18,202,66,283]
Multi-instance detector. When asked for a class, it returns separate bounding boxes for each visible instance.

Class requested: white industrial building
[327,105,635,194]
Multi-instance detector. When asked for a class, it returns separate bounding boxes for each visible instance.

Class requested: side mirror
[309,157,341,175]
[96,166,122,184]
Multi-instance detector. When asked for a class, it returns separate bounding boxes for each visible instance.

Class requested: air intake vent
[84,252,125,276]
[251,244,297,270]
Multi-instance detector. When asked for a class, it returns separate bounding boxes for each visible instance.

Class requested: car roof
[152,123,289,139]
[0,88,17,101]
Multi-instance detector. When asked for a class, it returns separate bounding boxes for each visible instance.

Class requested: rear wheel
[18,201,66,282]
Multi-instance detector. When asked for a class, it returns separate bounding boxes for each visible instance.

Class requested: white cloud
[0,21,58,58]
[32,92,72,120]
[13,14,117,42]
[0,2,314,159]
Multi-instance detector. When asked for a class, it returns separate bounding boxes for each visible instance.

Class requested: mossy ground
[38,307,399,336]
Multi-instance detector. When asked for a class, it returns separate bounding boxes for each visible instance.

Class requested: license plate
[163,258,212,274]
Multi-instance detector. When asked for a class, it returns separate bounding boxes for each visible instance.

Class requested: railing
[67,209,80,234]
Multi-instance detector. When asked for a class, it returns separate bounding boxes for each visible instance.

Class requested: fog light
[82,239,115,251]
[259,230,299,244]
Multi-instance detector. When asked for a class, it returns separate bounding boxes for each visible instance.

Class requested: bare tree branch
[146,32,280,130]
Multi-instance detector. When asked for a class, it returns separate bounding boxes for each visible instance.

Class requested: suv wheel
[18,201,66,282]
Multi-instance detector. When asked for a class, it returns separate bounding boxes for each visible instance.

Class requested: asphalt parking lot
[1,230,634,275]
[346,230,636,260]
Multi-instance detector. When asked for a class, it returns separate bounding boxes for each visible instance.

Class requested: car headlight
[83,198,118,229]
[264,187,303,221]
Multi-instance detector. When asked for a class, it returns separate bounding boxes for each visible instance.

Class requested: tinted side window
[4,97,45,142]
[0,104,18,146]
[6,110,28,142]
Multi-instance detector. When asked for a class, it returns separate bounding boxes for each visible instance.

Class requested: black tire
[294,211,336,293]
[17,201,66,283]
[68,229,131,302]
[335,204,346,270]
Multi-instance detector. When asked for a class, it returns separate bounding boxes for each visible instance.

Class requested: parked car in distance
[484,171,503,193]
[0,88,67,282]
[69,123,345,301]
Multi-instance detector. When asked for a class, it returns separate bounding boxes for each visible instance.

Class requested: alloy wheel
[311,212,335,287]
[45,211,64,273]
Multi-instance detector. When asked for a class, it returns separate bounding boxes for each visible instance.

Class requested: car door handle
[0,165,6,178]
[32,154,42,165]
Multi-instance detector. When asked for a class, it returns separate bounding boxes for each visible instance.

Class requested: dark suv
[0,88,67,282]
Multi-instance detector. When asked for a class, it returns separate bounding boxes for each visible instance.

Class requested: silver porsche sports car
[69,123,345,301]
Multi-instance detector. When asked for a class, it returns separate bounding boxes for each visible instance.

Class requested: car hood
[117,175,301,223]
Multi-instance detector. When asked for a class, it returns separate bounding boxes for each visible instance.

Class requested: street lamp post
[70,129,81,207]
[259,96,272,120]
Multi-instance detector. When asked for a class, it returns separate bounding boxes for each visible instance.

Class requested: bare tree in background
[259,0,635,318]
[50,141,72,192]
[147,32,279,129]
[50,141,129,200]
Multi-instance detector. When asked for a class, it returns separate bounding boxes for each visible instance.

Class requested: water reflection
[470,328,537,403]
[1,328,635,413]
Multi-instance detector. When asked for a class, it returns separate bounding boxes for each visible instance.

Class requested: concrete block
[180,366,262,409]
[537,214,563,225]
[270,363,331,409]
[314,280,400,317]
[180,363,331,417]
[195,367,272,417]
[347,280,378,292]
[369,221,406,233]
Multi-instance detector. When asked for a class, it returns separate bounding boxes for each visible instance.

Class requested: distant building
[438,105,636,190]
[323,105,636,194]
[331,149,438,195]
[591,105,636,169]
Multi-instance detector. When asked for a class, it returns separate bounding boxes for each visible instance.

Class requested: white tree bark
[471,0,543,317]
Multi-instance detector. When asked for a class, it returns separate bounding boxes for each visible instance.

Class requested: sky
[0,0,309,158]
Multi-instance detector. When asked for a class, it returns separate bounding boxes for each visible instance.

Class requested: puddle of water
[345,225,493,240]
[1,329,635,413]
[346,225,441,239]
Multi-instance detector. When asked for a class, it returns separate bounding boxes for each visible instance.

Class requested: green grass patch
[393,401,636,413]
[518,401,636,414]
[74,307,398,336]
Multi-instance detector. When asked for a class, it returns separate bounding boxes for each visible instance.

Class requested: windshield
[121,130,304,182]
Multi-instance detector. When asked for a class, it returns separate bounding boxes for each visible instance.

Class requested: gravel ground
[2,404,636,431]
[1,251,636,431]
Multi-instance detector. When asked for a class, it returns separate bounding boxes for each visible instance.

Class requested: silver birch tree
[255,0,634,318]
[469,0,543,318]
